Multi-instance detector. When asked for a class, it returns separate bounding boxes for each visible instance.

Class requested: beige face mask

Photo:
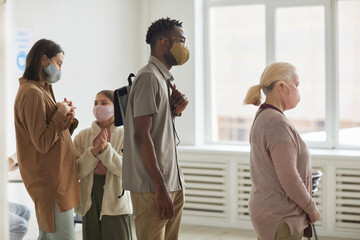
[170,42,190,65]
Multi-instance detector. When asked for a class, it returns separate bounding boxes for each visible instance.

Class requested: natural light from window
[275,6,326,142]
[338,1,360,147]
[208,1,360,149]
[209,4,266,143]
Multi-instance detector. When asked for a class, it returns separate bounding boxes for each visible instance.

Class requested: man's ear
[159,37,167,47]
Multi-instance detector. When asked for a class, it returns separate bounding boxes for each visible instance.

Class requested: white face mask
[93,105,114,122]
[44,57,62,84]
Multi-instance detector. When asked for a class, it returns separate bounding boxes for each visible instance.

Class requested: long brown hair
[23,39,64,81]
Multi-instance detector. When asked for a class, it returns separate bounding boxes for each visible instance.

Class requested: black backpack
[114,73,135,126]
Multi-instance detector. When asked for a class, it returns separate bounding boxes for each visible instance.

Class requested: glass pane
[209,5,266,143]
[338,1,360,148]
[275,6,326,143]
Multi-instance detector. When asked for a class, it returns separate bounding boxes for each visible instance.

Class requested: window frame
[204,0,360,149]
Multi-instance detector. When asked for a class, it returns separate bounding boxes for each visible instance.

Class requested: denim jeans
[9,202,31,240]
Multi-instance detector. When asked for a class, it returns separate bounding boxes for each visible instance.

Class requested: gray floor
[75,223,354,240]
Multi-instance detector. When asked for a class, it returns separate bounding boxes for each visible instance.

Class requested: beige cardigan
[73,121,132,218]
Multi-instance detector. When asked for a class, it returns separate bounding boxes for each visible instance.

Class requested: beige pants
[131,190,184,240]
[257,222,303,240]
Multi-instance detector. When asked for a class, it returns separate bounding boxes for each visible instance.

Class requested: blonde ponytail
[243,85,262,106]
[244,62,297,106]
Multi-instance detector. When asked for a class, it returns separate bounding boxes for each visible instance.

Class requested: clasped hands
[307,207,321,224]
[57,98,76,118]
[56,98,77,130]
[91,129,108,157]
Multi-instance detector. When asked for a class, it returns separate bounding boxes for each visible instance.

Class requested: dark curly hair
[146,17,183,49]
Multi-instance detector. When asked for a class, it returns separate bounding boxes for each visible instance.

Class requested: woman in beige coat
[73,90,132,240]
[14,39,80,239]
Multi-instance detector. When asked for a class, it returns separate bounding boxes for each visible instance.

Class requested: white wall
[1,2,10,240]
[5,0,139,239]
[138,0,205,145]
[5,0,140,156]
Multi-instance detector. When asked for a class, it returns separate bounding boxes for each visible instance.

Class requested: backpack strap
[127,73,135,86]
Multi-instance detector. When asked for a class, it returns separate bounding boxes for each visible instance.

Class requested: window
[208,4,266,143]
[338,1,360,147]
[275,6,326,142]
[205,0,360,149]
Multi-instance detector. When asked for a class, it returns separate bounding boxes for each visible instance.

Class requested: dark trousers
[83,175,132,240]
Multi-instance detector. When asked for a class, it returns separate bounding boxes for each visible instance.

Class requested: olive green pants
[83,175,132,240]
[257,222,303,240]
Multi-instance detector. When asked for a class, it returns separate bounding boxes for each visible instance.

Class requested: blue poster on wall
[13,29,32,73]
[16,51,27,71]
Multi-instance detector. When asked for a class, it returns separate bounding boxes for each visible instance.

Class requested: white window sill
[178,144,360,160]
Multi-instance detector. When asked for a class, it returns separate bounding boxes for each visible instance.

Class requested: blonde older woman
[244,62,320,240]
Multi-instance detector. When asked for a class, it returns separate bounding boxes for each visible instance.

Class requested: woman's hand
[56,102,70,115]
[307,207,320,224]
[99,130,108,152]
[57,100,76,116]
[91,130,108,157]
[64,98,76,116]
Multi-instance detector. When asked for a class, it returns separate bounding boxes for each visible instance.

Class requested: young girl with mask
[14,39,80,239]
[73,90,132,240]
[244,62,320,240]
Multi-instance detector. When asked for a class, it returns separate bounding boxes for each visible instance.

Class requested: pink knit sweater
[249,104,316,240]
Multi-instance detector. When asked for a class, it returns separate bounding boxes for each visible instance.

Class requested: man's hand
[170,84,188,116]
[155,185,174,221]
[134,115,174,220]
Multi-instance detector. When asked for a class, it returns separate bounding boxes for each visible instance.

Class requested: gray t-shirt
[122,56,184,192]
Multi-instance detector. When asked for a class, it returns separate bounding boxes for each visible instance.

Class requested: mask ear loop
[283,82,293,96]
[46,56,53,66]
[278,81,291,96]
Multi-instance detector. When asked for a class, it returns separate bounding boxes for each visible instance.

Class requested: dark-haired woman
[73,90,133,240]
[14,39,80,239]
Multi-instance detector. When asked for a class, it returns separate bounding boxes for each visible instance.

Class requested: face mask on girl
[44,57,62,84]
[93,105,114,122]
[280,82,300,110]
